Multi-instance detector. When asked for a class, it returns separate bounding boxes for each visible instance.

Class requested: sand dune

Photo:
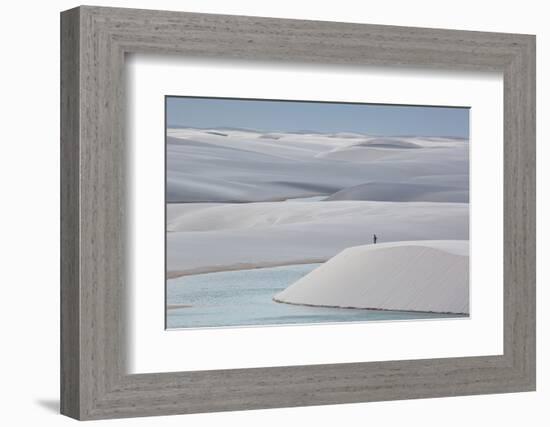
[354,138,421,149]
[408,174,469,188]
[274,240,469,314]
[167,200,467,232]
[166,128,468,203]
[315,146,401,162]
[165,128,469,278]
[326,182,468,203]
[317,144,468,166]
[166,201,468,275]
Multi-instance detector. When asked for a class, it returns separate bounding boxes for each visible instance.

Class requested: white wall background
[0,0,546,425]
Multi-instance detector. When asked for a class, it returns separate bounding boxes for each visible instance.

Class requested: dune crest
[325,181,468,203]
[166,128,469,203]
[274,240,469,315]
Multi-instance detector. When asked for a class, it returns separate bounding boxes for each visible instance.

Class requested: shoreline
[166,303,193,310]
[272,297,469,316]
[167,258,328,279]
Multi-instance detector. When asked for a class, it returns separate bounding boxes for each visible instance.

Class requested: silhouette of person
[373,234,378,244]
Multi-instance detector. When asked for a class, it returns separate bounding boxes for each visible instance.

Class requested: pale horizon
[166,96,470,138]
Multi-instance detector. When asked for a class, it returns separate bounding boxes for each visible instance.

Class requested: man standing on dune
[373,234,378,244]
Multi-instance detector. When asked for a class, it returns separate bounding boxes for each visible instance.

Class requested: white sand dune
[326,182,468,203]
[166,201,468,275]
[315,146,401,162]
[317,144,468,166]
[167,200,467,232]
[274,240,469,315]
[408,174,469,188]
[354,138,422,149]
[166,202,223,223]
[165,128,469,278]
[166,128,468,203]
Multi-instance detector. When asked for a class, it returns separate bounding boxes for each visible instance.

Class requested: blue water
[166,264,463,329]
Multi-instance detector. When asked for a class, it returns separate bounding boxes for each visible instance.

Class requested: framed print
[60,6,536,420]
[128,57,502,375]
[164,97,470,330]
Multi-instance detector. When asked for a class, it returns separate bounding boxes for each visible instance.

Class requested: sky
[166,96,469,138]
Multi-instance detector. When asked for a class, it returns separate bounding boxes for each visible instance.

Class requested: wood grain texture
[60,7,80,419]
[60,5,536,420]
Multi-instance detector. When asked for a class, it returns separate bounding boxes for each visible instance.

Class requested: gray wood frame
[60,5,536,420]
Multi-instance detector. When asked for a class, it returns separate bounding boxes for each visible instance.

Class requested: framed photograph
[164,96,471,329]
[60,6,536,420]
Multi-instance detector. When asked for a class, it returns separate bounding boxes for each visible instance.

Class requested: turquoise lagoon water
[166,264,463,329]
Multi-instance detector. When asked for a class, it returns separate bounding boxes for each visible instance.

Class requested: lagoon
[166,264,462,329]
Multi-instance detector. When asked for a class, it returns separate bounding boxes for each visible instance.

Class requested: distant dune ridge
[166,201,468,275]
[326,182,468,203]
[353,138,421,148]
[166,128,469,203]
[274,241,469,315]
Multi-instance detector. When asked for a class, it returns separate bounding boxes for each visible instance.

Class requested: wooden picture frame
[60,5,536,420]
